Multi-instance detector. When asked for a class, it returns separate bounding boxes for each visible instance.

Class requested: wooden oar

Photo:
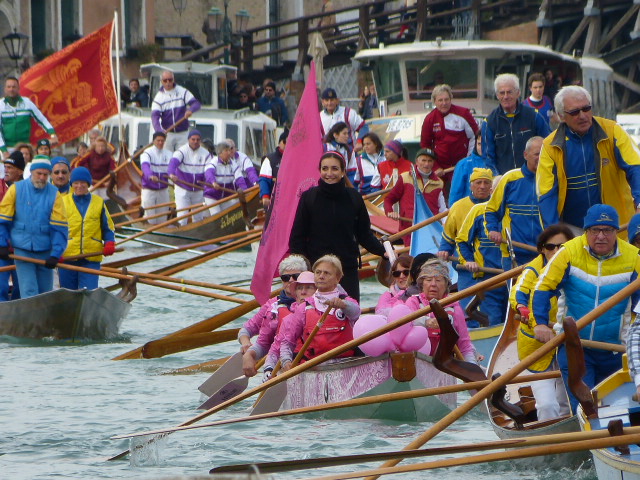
[198,181,239,196]
[108,269,522,459]
[115,370,561,440]
[89,159,131,191]
[198,351,245,396]
[163,356,230,375]
[387,209,449,243]
[159,177,204,191]
[300,431,640,480]
[141,329,239,359]
[109,199,175,219]
[62,248,124,262]
[450,256,504,275]
[111,288,280,360]
[362,187,392,200]
[213,411,620,475]
[581,339,626,353]
[101,267,253,295]
[103,229,261,269]
[250,308,332,415]
[197,357,266,410]
[359,276,640,479]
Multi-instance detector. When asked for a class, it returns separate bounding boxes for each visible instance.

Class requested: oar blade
[198,376,249,410]
[249,382,287,415]
[198,351,244,396]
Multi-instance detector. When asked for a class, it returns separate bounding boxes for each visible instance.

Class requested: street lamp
[206,1,250,64]
[2,29,29,72]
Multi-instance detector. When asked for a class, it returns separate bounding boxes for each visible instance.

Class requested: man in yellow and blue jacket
[486,136,544,267]
[0,156,67,298]
[536,85,640,232]
[455,169,507,326]
[438,167,492,311]
[531,204,640,413]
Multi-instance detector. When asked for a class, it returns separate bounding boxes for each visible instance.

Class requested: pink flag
[251,62,323,303]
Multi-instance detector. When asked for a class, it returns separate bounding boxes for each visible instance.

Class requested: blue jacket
[531,235,640,344]
[0,180,68,257]
[448,151,488,206]
[484,103,550,175]
[485,164,542,260]
[257,95,288,125]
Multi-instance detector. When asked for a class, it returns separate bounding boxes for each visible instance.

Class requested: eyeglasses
[280,273,300,282]
[161,78,174,83]
[587,227,617,236]
[542,243,563,251]
[564,105,592,116]
[392,269,411,278]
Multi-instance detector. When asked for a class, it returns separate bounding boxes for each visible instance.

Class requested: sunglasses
[542,243,563,251]
[161,78,174,83]
[392,269,411,278]
[564,105,592,116]
[280,273,300,282]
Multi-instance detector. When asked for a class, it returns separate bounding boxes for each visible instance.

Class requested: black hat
[416,147,438,161]
[278,130,289,144]
[321,88,337,100]
[4,150,25,171]
[37,138,51,148]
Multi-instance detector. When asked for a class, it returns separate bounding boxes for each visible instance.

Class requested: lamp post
[2,29,29,73]
[206,1,250,65]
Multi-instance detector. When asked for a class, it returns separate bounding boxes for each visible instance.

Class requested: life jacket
[295,303,355,361]
[63,194,108,262]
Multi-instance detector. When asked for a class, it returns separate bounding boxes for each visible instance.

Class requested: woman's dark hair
[536,224,575,252]
[409,252,437,285]
[388,253,413,284]
[319,151,346,171]
[324,121,349,144]
[361,132,383,152]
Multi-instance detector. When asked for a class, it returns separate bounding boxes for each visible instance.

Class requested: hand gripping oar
[250,308,332,415]
[107,269,523,460]
[197,357,266,410]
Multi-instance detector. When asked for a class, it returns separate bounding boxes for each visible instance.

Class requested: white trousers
[141,188,171,225]
[529,365,571,421]
[166,131,188,153]
[174,186,204,226]
[204,196,239,216]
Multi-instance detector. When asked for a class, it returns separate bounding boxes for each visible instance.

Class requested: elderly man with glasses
[531,204,640,414]
[483,73,550,175]
[537,85,640,232]
[151,70,201,152]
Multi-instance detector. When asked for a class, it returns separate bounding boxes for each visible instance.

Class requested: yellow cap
[470,167,493,183]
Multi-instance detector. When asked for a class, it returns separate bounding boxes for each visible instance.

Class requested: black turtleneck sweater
[289,178,385,269]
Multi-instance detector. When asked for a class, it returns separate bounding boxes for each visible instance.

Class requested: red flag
[251,62,323,304]
[19,21,118,145]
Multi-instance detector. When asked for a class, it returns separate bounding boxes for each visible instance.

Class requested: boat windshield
[373,59,403,105]
[406,59,478,101]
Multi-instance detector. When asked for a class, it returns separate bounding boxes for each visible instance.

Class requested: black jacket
[289,179,385,269]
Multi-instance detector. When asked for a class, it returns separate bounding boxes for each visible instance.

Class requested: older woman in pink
[375,253,413,316]
[406,259,481,363]
[238,254,309,376]
[279,254,360,370]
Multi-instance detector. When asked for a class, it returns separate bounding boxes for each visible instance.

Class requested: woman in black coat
[289,151,386,301]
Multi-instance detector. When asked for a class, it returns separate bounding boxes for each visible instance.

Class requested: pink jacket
[405,293,476,362]
[264,302,306,370]
[238,297,277,342]
[248,301,295,358]
[375,285,407,315]
[279,295,360,366]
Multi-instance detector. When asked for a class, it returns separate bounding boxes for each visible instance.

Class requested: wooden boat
[578,355,640,480]
[486,310,586,468]
[0,281,136,341]
[280,352,457,422]
[106,158,261,247]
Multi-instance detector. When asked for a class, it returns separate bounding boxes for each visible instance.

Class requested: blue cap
[70,166,92,186]
[628,213,640,244]
[30,155,52,172]
[321,88,337,100]
[51,156,70,168]
[188,129,201,138]
[583,204,619,230]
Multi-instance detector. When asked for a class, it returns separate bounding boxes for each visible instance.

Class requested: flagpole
[113,10,123,144]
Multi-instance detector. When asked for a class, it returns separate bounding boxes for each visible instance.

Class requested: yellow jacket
[63,194,114,262]
[537,116,640,235]
[511,255,558,371]
[438,195,476,255]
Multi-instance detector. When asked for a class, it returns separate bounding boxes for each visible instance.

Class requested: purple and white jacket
[235,150,259,186]
[203,156,248,200]
[167,144,208,191]
[140,145,172,190]
[151,84,201,133]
